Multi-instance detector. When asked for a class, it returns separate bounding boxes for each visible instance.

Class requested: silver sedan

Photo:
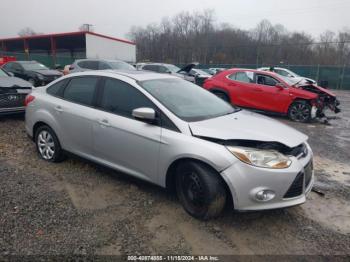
[25,70,314,220]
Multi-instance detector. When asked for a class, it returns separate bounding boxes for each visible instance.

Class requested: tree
[18,27,40,37]
[129,10,350,66]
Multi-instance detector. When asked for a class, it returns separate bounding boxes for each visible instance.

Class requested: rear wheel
[288,100,312,122]
[175,161,227,220]
[35,125,64,162]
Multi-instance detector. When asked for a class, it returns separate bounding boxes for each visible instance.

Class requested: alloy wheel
[37,130,55,160]
[289,103,311,122]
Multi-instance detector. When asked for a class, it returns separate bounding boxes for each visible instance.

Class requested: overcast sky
[1,0,349,40]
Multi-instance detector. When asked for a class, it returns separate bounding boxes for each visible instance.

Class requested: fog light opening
[255,190,275,202]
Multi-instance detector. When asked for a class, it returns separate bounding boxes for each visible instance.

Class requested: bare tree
[18,27,40,37]
[129,10,350,66]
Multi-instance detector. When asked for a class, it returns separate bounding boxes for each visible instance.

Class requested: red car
[203,68,340,122]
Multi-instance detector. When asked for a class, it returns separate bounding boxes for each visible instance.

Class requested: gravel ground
[0,90,349,256]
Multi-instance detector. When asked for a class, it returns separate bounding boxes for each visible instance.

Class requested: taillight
[24,95,35,106]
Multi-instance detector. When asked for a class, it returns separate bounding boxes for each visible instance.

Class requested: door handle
[55,106,64,112]
[98,119,110,127]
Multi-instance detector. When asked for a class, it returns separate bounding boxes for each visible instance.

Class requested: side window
[47,79,68,96]
[63,77,98,106]
[228,72,254,83]
[99,62,111,70]
[256,75,279,87]
[143,65,157,72]
[100,78,155,118]
[158,66,168,73]
[12,63,23,72]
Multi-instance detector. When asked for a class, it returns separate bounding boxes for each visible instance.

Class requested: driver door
[253,74,290,113]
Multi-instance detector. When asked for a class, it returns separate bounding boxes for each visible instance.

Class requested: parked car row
[139,62,212,86]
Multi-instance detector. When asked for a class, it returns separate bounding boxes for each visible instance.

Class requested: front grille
[284,172,304,198]
[0,93,26,108]
[304,161,313,188]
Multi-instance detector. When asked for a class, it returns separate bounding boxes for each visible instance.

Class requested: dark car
[0,68,32,115]
[2,61,62,87]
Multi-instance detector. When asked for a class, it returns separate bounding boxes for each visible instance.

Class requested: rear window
[63,77,98,106]
[47,79,68,96]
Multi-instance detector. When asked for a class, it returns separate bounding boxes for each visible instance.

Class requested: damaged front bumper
[220,143,314,211]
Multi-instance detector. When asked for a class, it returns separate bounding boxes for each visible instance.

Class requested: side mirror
[132,107,156,124]
[275,83,285,89]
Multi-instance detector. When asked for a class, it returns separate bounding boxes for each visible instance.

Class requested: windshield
[0,69,9,77]
[108,61,135,70]
[140,78,236,122]
[166,64,181,73]
[279,75,301,86]
[22,62,48,71]
[276,69,299,78]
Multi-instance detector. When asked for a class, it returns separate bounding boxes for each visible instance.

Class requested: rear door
[93,77,161,183]
[52,76,100,156]
[226,70,257,107]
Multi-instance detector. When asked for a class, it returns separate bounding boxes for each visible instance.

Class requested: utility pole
[81,24,94,32]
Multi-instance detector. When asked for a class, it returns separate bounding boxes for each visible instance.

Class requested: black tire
[288,100,312,123]
[35,125,65,162]
[212,91,230,103]
[175,161,227,220]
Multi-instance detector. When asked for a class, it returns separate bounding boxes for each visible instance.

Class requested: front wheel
[176,161,227,220]
[288,100,312,122]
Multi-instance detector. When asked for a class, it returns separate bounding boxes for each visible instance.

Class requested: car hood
[197,74,211,78]
[0,76,32,88]
[29,69,62,76]
[189,110,308,148]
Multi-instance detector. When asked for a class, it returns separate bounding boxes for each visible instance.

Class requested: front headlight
[226,146,292,169]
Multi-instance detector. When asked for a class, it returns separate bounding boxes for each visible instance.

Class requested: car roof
[10,61,38,64]
[143,63,175,66]
[258,67,288,70]
[66,69,179,81]
[74,59,125,63]
[225,68,281,77]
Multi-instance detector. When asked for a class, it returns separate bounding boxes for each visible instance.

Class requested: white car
[258,67,317,85]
